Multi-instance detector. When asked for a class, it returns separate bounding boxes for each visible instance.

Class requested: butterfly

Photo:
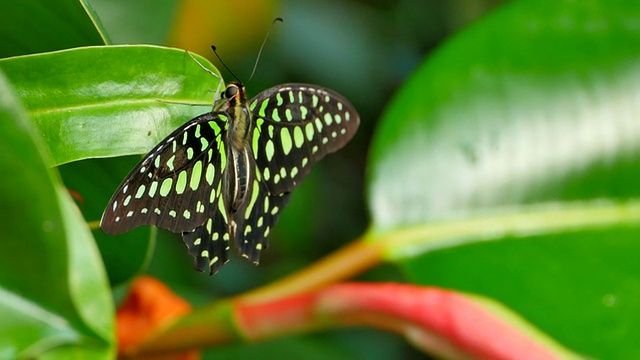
[100,76,359,275]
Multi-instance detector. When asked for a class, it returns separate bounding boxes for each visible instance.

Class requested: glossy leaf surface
[0,45,222,166]
[0,71,114,359]
[367,1,640,358]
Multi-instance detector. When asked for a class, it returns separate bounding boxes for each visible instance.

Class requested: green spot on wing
[265,140,275,161]
[135,185,146,199]
[191,161,202,190]
[305,122,314,141]
[166,154,176,171]
[280,127,292,155]
[219,141,227,169]
[293,126,304,148]
[148,181,158,197]
[271,108,281,122]
[259,99,269,117]
[200,137,209,151]
[205,163,215,185]
[253,119,263,154]
[160,178,173,196]
[324,112,333,126]
[244,180,260,219]
[176,171,188,194]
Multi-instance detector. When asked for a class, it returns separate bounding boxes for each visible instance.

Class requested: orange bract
[117,276,196,359]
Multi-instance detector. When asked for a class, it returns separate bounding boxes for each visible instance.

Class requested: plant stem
[239,235,384,303]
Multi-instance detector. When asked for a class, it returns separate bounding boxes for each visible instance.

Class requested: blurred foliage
[0,0,109,57]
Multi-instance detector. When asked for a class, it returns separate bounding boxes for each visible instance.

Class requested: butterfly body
[101,80,359,275]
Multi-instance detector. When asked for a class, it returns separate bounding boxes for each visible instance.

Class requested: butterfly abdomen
[226,146,253,214]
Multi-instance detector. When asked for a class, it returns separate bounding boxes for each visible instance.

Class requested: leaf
[0,70,114,358]
[0,45,222,166]
[0,0,108,58]
[366,0,640,358]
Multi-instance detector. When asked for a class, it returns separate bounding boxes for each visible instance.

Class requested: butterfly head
[214,82,247,111]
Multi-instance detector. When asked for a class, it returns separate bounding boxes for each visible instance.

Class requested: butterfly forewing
[249,84,360,195]
[101,112,227,235]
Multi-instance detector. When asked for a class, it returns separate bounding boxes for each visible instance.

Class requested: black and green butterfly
[100,78,359,275]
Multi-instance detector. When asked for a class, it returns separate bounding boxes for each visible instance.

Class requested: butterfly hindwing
[231,168,292,264]
[101,112,227,235]
[249,84,360,195]
[182,190,231,275]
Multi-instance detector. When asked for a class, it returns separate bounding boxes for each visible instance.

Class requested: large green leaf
[0,0,108,58]
[367,0,640,358]
[0,45,222,166]
[0,70,113,358]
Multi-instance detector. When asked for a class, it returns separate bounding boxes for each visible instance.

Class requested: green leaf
[0,0,108,58]
[0,45,222,165]
[0,70,113,358]
[401,225,640,359]
[367,0,640,358]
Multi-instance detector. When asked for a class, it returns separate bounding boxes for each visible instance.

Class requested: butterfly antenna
[211,45,241,83]
[248,17,284,83]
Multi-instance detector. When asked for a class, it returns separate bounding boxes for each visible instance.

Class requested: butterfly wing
[101,112,227,235]
[182,147,292,272]
[249,83,360,195]
[230,160,292,264]
[226,84,359,265]
[181,189,231,275]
